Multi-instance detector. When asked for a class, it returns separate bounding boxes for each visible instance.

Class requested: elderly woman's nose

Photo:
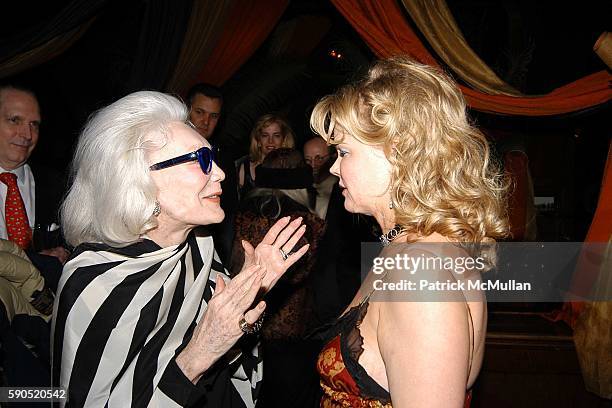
[211,162,225,182]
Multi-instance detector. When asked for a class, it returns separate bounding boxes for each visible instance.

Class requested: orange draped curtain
[400,0,523,96]
[192,0,290,87]
[557,143,612,327]
[332,0,612,116]
[165,0,234,95]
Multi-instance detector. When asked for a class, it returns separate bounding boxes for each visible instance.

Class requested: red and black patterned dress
[316,298,473,407]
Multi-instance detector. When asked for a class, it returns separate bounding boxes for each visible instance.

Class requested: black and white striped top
[51,232,262,407]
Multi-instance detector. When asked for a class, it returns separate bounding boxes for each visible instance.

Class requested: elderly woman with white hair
[52,91,309,407]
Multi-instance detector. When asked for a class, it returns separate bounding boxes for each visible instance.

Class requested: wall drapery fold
[192,0,289,87]
[566,144,612,398]
[124,0,194,92]
[164,0,234,95]
[332,0,612,116]
[0,0,107,62]
[400,0,523,96]
[0,19,95,79]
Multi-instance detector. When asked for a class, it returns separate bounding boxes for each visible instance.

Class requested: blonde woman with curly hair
[310,57,509,407]
[236,114,296,199]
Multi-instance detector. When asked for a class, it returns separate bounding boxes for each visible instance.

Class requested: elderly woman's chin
[201,206,225,225]
[176,205,225,228]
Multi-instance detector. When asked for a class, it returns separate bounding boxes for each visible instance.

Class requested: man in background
[0,84,67,391]
[186,83,223,140]
[304,136,374,325]
[0,84,67,280]
[186,83,237,265]
[304,136,338,220]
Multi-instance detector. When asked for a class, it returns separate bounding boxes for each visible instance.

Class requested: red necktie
[0,172,32,249]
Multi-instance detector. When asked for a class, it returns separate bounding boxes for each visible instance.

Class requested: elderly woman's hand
[241,216,309,292]
[176,264,266,383]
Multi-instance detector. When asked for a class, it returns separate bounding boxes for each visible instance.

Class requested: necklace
[379,224,406,246]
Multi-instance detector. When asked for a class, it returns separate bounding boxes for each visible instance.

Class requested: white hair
[61,91,188,247]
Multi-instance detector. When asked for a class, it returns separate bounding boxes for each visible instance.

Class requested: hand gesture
[177,264,266,383]
[241,216,309,292]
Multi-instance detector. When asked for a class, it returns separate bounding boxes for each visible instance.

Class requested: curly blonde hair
[310,56,509,247]
[248,114,296,164]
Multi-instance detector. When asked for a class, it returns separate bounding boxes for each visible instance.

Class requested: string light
[328,49,343,60]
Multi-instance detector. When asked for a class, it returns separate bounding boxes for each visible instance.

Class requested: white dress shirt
[0,164,36,240]
[314,175,338,220]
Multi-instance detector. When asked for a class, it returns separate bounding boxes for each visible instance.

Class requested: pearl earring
[389,200,393,209]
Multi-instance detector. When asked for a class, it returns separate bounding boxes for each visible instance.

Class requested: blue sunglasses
[149,146,216,174]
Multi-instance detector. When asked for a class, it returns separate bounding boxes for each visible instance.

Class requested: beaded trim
[379,224,405,246]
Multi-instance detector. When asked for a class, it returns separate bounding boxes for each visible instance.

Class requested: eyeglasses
[149,146,216,174]
[305,154,329,164]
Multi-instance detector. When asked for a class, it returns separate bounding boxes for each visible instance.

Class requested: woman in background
[236,114,296,199]
[232,148,325,408]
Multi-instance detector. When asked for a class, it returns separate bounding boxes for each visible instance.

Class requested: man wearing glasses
[304,136,338,220]
[305,136,368,328]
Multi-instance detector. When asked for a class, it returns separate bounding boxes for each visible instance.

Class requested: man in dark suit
[304,137,376,325]
[186,83,238,266]
[0,84,67,286]
[0,84,67,391]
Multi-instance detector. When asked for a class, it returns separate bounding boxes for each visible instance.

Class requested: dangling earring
[389,200,393,209]
[153,201,161,217]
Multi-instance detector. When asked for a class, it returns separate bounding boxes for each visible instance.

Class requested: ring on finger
[239,313,265,334]
[239,316,252,333]
[279,248,289,261]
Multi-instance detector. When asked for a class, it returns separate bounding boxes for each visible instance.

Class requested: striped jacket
[51,232,262,407]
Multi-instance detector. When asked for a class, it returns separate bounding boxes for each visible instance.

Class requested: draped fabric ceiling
[0,0,107,61]
[0,0,108,79]
[400,0,524,96]
[164,0,235,95]
[0,18,96,79]
[1,0,289,99]
[3,0,609,114]
[332,0,612,116]
[191,0,289,88]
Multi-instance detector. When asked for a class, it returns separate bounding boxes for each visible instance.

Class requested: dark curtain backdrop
[1,0,194,93]
[125,0,193,92]
[165,0,235,95]
[0,18,96,79]
[191,0,289,87]
[0,0,108,62]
